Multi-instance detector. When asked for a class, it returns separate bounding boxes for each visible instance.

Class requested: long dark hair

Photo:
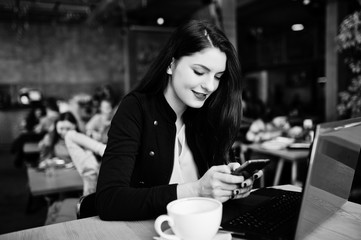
[135,20,243,165]
[48,111,79,149]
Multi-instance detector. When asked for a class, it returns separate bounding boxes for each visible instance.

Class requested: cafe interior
[0,0,361,238]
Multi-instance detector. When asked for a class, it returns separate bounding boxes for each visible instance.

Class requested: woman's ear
[167,58,175,75]
[166,65,172,75]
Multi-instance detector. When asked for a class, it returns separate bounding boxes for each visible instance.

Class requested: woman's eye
[194,70,204,76]
[215,75,222,81]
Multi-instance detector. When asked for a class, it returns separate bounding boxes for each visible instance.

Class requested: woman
[96,20,262,220]
[38,111,78,165]
[85,98,116,144]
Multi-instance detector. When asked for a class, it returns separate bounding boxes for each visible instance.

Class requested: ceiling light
[291,24,304,31]
[157,17,164,25]
[303,0,311,5]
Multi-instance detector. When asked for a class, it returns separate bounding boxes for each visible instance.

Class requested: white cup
[154,197,222,240]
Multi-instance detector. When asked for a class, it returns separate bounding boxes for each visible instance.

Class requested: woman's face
[34,108,43,119]
[100,100,113,118]
[56,120,76,139]
[165,47,226,114]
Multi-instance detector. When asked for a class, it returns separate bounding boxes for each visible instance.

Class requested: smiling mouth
[192,90,207,101]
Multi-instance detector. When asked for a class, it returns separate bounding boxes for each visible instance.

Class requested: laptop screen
[294,117,361,239]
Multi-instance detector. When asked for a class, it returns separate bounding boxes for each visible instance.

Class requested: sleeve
[64,131,100,196]
[95,94,177,221]
[85,115,100,132]
[64,131,102,176]
[65,130,105,156]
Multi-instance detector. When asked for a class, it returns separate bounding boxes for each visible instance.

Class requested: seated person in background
[246,107,290,143]
[65,130,106,196]
[68,93,95,133]
[92,84,116,111]
[11,103,46,168]
[34,97,60,134]
[96,20,263,221]
[85,98,116,144]
[38,112,79,166]
[21,103,46,133]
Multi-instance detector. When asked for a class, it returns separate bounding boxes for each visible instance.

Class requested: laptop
[221,117,361,240]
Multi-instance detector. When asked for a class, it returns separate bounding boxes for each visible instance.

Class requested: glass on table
[44,158,56,178]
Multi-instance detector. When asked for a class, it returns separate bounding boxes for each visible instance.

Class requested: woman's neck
[164,82,186,119]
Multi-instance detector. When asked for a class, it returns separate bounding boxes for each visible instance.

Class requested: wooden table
[27,167,83,196]
[246,144,310,186]
[1,185,360,240]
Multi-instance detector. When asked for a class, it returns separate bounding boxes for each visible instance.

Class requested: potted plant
[336,9,361,118]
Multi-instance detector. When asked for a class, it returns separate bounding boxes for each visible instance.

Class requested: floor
[0,148,48,234]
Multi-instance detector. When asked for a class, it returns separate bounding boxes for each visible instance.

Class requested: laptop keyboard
[225,191,302,234]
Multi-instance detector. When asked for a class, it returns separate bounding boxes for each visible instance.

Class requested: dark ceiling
[0,0,208,27]
[2,0,353,30]
[237,0,326,33]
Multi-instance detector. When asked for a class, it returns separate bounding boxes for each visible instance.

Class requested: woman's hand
[196,163,262,202]
[177,163,263,202]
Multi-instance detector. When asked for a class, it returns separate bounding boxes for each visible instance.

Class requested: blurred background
[0,0,360,235]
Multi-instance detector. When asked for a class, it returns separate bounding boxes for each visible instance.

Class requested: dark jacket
[95,92,210,220]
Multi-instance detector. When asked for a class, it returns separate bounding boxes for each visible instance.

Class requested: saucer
[154,228,232,240]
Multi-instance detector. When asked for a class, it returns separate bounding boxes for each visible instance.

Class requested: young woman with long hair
[96,20,262,220]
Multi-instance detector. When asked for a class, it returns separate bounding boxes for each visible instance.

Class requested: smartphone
[231,159,271,179]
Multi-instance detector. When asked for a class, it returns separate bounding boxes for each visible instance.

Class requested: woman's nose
[202,76,217,92]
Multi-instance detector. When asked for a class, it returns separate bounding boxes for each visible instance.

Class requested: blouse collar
[157,92,177,123]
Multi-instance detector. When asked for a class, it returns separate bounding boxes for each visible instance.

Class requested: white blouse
[169,124,199,184]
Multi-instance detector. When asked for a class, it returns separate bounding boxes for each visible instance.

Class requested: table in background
[27,167,83,196]
[246,144,310,186]
[1,185,360,240]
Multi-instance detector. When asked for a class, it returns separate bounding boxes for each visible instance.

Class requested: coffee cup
[154,197,222,240]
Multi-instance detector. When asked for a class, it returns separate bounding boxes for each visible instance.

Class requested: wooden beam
[221,0,237,51]
[325,0,349,121]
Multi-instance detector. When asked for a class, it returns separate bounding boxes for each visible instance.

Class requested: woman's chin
[187,101,206,109]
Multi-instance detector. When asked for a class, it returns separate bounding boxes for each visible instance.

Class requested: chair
[76,192,97,219]
[22,141,41,167]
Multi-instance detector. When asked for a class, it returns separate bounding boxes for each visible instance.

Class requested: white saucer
[155,228,232,240]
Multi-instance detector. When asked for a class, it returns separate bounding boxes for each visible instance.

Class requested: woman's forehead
[57,120,75,127]
[179,47,226,72]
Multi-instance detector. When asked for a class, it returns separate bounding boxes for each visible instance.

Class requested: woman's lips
[192,91,207,101]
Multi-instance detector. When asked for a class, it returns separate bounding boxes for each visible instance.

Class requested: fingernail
[242,182,247,188]
[253,174,259,180]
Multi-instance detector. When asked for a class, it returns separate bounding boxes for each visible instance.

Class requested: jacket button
[154,120,158,126]
[149,151,155,156]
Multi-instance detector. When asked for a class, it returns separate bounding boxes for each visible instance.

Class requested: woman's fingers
[198,164,260,201]
[253,170,264,180]
[227,162,241,172]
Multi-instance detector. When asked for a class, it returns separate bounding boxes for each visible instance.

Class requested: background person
[38,111,79,166]
[11,103,46,168]
[34,97,60,134]
[85,98,115,144]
